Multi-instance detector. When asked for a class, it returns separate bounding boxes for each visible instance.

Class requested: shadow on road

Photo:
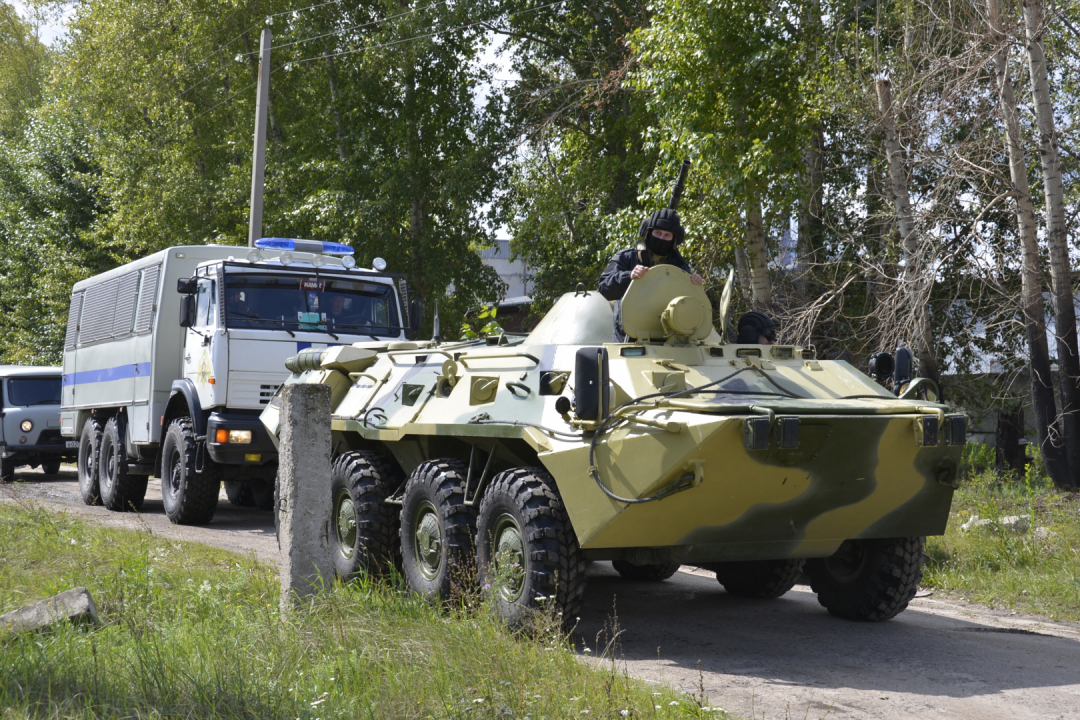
[575,562,1080,700]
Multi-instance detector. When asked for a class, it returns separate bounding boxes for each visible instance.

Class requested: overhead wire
[137,0,557,149]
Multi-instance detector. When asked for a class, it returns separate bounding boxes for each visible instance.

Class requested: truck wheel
[476,467,587,630]
[807,537,924,621]
[98,417,148,512]
[41,459,62,476]
[251,479,275,511]
[77,417,104,505]
[710,558,805,598]
[612,561,680,582]
[224,480,256,507]
[0,455,14,483]
[331,450,403,579]
[400,459,477,601]
[161,417,221,525]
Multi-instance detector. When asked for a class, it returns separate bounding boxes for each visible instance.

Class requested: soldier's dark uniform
[598,246,693,342]
[599,208,695,342]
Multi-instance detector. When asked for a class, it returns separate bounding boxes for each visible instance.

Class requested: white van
[61,240,415,524]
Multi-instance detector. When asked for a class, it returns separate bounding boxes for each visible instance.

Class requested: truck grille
[260,384,281,405]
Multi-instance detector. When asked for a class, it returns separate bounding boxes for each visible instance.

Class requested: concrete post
[277,383,334,612]
[248,28,271,248]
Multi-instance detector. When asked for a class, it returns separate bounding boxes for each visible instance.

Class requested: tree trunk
[1023,0,1080,487]
[797,126,825,305]
[323,46,348,162]
[744,193,772,312]
[733,247,754,311]
[874,79,940,390]
[988,0,1072,488]
[996,404,1026,480]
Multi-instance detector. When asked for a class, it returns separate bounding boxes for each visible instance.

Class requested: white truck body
[61,244,411,490]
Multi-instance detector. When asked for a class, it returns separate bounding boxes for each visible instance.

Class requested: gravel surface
[5,466,1080,719]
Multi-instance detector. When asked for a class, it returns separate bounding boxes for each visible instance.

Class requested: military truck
[263,265,964,626]
[61,239,417,524]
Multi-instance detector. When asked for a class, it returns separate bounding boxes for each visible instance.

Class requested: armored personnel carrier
[263,265,964,627]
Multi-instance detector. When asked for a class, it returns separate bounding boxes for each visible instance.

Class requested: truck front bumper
[206,412,279,466]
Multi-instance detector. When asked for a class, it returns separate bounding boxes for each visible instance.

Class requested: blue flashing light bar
[254,237,355,256]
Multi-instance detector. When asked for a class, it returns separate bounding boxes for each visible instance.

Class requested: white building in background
[478,239,532,307]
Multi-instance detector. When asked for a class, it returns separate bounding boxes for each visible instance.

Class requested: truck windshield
[7,377,61,406]
[224,272,401,337]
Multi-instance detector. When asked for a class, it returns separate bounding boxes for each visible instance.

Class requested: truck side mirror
[574,347,610,421]
[177,277,197,295]
[409,299,423,340]
[179,294,197,328]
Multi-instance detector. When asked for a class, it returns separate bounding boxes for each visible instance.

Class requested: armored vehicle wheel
[0,455,14,483]
[710,558,804,599]
[807,537,924,621]
[612,561,680,582]
[331,450,403,579]
[98,417,148,512]
[41,459,62,476]
[476,467,587,630]
[225,480,256,507]
[400,459,476,601]
[161,417,221,525]
[77,417,104,505]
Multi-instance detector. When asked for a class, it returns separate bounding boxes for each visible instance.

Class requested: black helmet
[737,311,776,343]
[638,208,685,246]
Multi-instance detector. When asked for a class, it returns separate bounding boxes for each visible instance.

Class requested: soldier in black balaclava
[598,208,704,342]
[736,311,776,345]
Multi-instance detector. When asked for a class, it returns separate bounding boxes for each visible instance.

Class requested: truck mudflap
[206,411,279,466]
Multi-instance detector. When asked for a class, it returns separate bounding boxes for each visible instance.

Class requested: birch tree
[1022,0,1080,484]
[988,0,1073,488]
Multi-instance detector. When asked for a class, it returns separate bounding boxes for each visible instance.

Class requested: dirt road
[5,466,1080,720]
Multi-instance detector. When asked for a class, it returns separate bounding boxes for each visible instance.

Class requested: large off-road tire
[224,480,256,507]
[476,467,588,630]
[160,417,221,525]
[807,537,925,621]
[0,455,14,483]
[251,479,275,511]
[612,560,680,582]
[400,459,477,602]
[98,417,148,512]
[710,558,805,599]
[41,459,62,476]
[331,450,403,579]
[77,417,104,505]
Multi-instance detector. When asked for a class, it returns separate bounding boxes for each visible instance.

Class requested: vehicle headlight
[229,430,252,444]
[20,420,32,432]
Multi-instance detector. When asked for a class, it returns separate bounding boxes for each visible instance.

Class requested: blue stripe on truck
[62,362,152,387]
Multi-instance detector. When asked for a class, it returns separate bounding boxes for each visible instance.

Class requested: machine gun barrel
[668,159,691,210]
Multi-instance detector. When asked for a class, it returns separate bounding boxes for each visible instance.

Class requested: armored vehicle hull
[264,267,963,625]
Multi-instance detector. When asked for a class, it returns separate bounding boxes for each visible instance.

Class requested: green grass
[0,501,729,719]
[923,444,1080,620]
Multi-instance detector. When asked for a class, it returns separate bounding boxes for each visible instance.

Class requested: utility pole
[248,28,271,247]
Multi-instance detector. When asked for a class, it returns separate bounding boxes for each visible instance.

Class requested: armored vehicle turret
[263,267,963,626]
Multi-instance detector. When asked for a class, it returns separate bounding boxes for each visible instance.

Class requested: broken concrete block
[0,587,99,634]
[1000,515,1031,533]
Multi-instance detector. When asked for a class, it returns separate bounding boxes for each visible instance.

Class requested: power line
[236,0,452,57]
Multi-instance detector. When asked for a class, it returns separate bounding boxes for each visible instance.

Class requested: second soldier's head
[638,209,684,259]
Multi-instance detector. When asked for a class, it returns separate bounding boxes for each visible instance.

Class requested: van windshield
[224,272,401,337]
[7,377,61,406]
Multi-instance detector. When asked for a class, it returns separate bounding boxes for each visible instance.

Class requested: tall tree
[1022,0,1080,484]
[987,0,1072,488]
[875,78,940,389]
[0,2,48,141]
